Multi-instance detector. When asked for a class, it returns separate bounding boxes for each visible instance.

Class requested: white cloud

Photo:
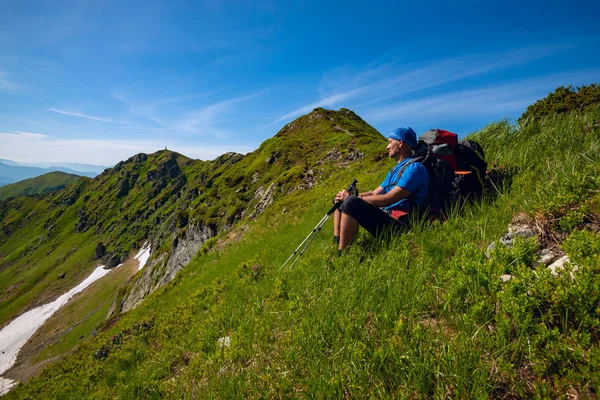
[9,131,48,139]
[48,108,125,124]
[0,70,18,92]
[174,90,267,135]
[363,69,600,123]
[0,132,254,165]
[112,89,266,137]
[271,43,576,125]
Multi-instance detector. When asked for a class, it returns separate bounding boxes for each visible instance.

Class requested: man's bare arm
[359,185,409,207]
[358,186,384,197]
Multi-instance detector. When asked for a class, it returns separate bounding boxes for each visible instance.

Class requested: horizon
[1,0,599,166]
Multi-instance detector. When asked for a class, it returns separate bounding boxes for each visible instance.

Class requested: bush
[519,84,600,124]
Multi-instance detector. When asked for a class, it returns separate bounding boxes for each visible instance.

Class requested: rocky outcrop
[490,217,579,280]
[250,183,277,218]
[94,242,106,259]
[121,223,216,312]
[116,178,130,198]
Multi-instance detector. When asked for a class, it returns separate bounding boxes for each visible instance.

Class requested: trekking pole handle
[327,178,358,214]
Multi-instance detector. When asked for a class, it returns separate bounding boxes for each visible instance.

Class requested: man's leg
[333,209,341,240]
[339,212,359,250]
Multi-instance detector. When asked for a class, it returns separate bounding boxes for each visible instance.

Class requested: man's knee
[339,195,361,214]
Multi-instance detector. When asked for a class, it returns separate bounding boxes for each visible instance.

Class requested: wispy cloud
[0,70,18,92]
[9,131,48,139]
[48,108,125,124]
[175,90,268,135]
[113,89,268,137]
[363,69,600,123]
[270,43,576,125]
[0,131,255,165]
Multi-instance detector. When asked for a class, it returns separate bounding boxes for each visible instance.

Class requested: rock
[146,156,181,182]
[116,178,130,198]
[251,183,276,218]
[104,253,121,269]
[500,225,536,246]
[499,274,512,283]
[94,242,106,259]
[548,255,578,277]
[218,336,231,348]
[121,223,217,312]
[486,242,496,258]
[265,152,280,165]
[58,273,66,279]
[533,248,556,267]
[487,224,538,257]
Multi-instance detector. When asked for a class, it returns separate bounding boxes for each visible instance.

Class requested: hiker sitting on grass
[333,127,429,251]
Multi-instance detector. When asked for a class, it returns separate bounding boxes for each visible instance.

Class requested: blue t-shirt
[379,158,429,211]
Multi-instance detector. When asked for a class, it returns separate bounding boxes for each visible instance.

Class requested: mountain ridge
[0,107,386,333]
[0,171,83,201]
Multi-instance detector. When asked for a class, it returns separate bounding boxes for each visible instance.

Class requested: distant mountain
[0,174,15,187]
[25,162,108,175]
[0,171,83,201]
[0,160,105,183]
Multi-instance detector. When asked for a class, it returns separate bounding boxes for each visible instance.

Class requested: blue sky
[0,0,599,166]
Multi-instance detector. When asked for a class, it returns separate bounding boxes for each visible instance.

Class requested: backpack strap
[383,157,424,213]
[384,157,418,191]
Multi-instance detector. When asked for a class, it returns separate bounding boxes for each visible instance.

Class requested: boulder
[116,179,130,198]
[548,255,578,277]
[533,248,556,267]
[94,242,106,259]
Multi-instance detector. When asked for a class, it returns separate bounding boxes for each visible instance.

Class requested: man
[333,127,429,251]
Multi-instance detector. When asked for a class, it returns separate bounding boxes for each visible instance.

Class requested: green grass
[1,108,600,398]
[0,171,83,202]
[4,111,600,398]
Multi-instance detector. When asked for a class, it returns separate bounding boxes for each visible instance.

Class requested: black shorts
[338,195,408,237]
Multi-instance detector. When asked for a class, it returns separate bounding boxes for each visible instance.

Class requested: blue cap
[388,127,417,148]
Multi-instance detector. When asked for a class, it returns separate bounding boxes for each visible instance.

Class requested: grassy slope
[6,112,600,398]
[0,172,83,201]
[0,108,386,380]
[0,108,383,330]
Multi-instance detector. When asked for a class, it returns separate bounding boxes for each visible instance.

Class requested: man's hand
[335,189,350,203]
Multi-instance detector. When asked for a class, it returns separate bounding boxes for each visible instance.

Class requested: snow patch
[0,265,112,376]
[0,377,17,396]
[135,242,151,271]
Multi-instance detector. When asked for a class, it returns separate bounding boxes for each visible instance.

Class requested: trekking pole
[280,179,357,271]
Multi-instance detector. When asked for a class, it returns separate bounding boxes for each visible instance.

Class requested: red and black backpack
[410,129,487,217]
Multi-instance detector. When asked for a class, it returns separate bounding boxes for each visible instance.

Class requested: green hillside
[0,108,387,379]
[0,171,82,201]
[2,104,599,397]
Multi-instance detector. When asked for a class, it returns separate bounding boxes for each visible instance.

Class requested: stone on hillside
[251,183,276,218]
[116,178,130,198]
[487,223,537,257]
[297,169,316,190]
[57,273,66,279]
[126,153,147,164]
[94,242,106,259]
[548,255,578,277]
[146,156,181,182]
[346,148,364,161]
[104,253,121,269]
[500,274,513,283]
[500,225,536,246]
[265,151,280,165]
[533,248,556,267]
[218,336,231,348]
